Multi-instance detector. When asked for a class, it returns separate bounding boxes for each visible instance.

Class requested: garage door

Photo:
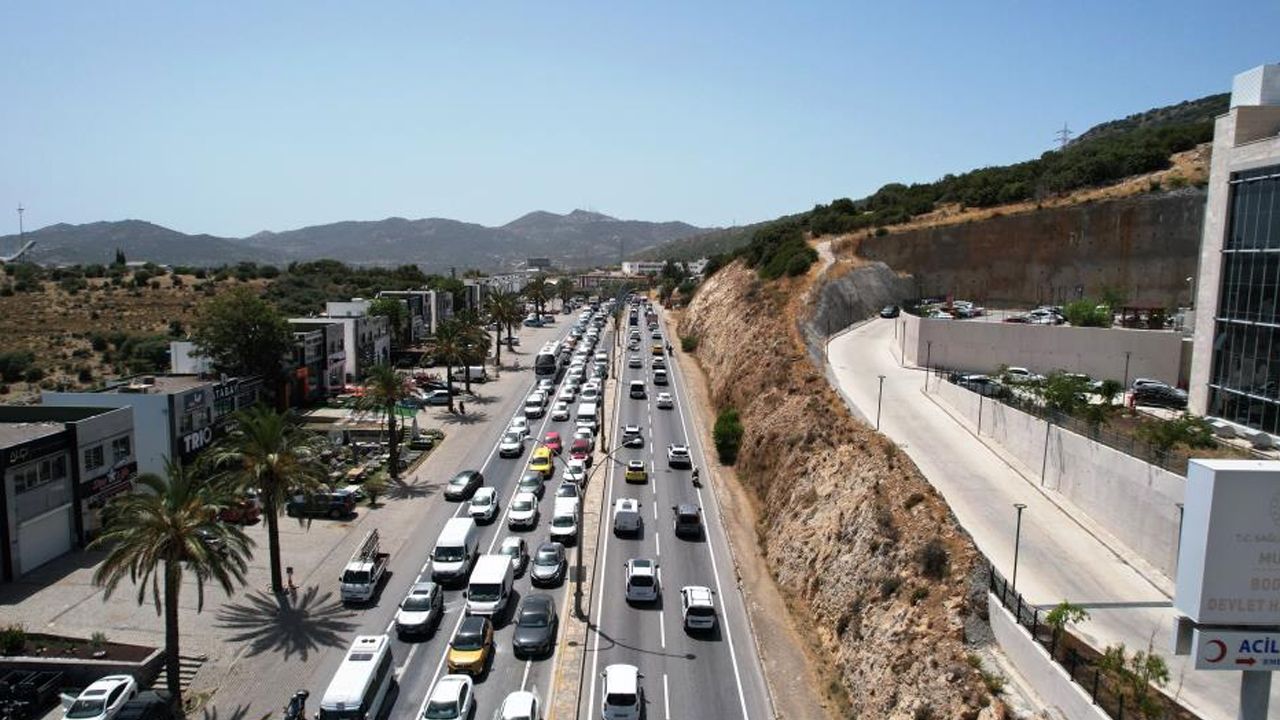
[18,505,73,576]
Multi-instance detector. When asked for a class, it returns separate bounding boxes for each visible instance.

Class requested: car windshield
[606,693,637,707]
[402,594,434,611]
[501,544,520,557]
[341,569,370,584]
[552,515,575,527]
[504,433,520,443]
[452,631,485,650]
[687,605,715,617]
[435,546,463,562]
[631,575,654,587]
[536,548,559,563]
[469,583,501,602]
[472,494,492,507]
[66,699,107,719]
[450,475,470,487]
[519,611,549,628]
[513,499,534,511]
[556,486,577,497]
[423,699,459,719]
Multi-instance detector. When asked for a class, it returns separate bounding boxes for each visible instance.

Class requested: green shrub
[23,367,45,383]
[680,335,699,353]
[713,407,744,465]
[0,624,26,655]
[917,538,949,579]
[1137,414,1216,453]
[1062,299,1112,327]
[0,351,35,382]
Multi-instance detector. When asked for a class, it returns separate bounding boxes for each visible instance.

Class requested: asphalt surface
[579,309,772,720]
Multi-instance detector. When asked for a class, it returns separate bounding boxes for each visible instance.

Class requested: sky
[2,1,1278,238]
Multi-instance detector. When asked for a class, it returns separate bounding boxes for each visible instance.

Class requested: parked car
[1133,383,1188,409]
[63,675,138,720]
[879,304,900,319]
[285,492,355,519]
[1002,366,1045,384]
[115,691,174,720]
[956,374,1006,398]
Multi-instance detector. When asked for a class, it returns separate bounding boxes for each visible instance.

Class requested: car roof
[473,487,496,498]
[513,491,537,502]
[683,585,714,604]
[603,664,639,692]
[628,558,654,573]
[502,536,524,548]
[433,674,469,699]
[676,503,700,516]
[409,581,438,595]
[459,615,488,634]
[628,460,644,467]
[521,594,554,613]
[499,691,537,716]
[616,498,638,510]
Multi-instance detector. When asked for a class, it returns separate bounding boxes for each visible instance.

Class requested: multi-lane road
[579,308,771,719]
[292,303,771,720]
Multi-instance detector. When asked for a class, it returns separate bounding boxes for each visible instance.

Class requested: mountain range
[0,210,710,272]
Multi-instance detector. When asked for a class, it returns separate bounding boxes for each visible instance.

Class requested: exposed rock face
[681,262,993,719]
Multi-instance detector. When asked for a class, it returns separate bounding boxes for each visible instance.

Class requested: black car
[517,472,545,499]
[673,504,703,539]
[1133,383,1188,409]
[117,691,175,720]
[879,304,900,319]
[285,492,356,519]
[530,542,567,587]
[511,594,559,658]
[444,470,484,501]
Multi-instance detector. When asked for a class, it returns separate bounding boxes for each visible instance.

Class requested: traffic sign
[1193,628,1280,670]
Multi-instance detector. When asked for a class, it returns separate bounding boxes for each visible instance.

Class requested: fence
[989,569,1196,720]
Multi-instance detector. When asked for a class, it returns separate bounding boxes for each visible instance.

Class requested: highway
[579,306,772,720]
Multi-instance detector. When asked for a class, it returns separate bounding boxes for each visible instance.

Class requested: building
[621,261,667,276]
[170,341,213,375]
[43,374,262,479]
[375,290,432,343]
[285,320,346,403]
[1189,64,1280,436]
[526,258,552,272]
[0,405,136,581]
[322,300,392,380]
[461,280,489,314]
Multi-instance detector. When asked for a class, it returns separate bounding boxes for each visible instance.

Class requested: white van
[431,518,479,585]
[466,554,514,617]
[575,402,599,432]
[550,497,580,544]
[450,365,489,383]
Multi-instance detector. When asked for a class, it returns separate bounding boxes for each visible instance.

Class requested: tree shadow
[214,586,357,661]
[199,701,251,720]
[441,411,489,427]
[384,477,437,502]
[466,392,497,406]
[584,621,694,661]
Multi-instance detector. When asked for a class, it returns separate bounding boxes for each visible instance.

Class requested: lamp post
[876,375,886,430]
[1012,503,1027,593]
[1121,350,1132,400]
[924,340,933,390]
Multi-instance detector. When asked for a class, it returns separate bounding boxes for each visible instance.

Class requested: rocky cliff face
[681,262,995,719]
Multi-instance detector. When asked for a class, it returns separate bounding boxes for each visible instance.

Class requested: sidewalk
[826,318,1280,720]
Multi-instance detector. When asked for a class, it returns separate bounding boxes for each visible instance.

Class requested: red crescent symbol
[1206,640,1227,663]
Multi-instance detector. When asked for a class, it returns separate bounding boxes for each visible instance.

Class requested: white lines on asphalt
[663,673,671,720]
[520,658,532,691]
[659,609,666,649]
[395,643,419,677]
[652,500,658,521]
[420,561,430,575]
[655,529,661,557]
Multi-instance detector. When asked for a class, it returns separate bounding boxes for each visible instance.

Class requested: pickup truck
[340,529,390,603]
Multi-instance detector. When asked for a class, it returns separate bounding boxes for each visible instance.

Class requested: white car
[680,585,717,632]
[550,401,571,421]
[468,487,499,523]
[508,416,530,440]
[499,536,529,576]
[494,690,542,720]
[563,458,587,484]
[628,355,643,368]
[555,482,580,500]
[612,498,642,535]
[537,379,554,393]
[421,674,474,720]
[624,558,659,604]
[499,432,527,458]
[63,675,138,720]
[508,491,540,530]
[600,664,643,720]
[558,385,577,402]
[524,396,546,419]
[581,386,601,403]
[595,351,609,363]
[655,392,673,409]
[666,443,692,468]
[1003,366,1045,384]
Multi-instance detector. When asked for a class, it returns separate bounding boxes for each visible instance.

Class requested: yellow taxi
[446,615,493,675]
[624,460,648,483]
[529,446,555,477]
[651,343,664,357]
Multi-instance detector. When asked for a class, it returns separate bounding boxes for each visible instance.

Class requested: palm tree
[205,405,329,593]
[524,275,549,319]
[433,320,463,413]
[557,279,575,311]
[452,310,489,395]
[361,364,408,482]
[484,290,519,370]
[91,463,252,710]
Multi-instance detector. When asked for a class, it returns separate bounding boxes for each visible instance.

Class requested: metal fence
[989,570,1171,720]
[929,368,1191,474]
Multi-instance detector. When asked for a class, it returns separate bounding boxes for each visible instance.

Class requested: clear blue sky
[2,1,1277,238]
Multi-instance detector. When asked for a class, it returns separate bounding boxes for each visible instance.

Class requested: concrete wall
[42,391,172,478]
[933,378,1184,578]
[857,189,1206,309]
[988,593,1110,720]
[896,312,1184,386]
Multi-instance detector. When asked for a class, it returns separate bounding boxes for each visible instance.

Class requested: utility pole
[16,203,23,237]
[1055,123,1073,150]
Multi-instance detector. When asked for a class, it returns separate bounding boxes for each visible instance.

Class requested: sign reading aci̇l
[1193,628,1280,670]
[1174,460,1280,626]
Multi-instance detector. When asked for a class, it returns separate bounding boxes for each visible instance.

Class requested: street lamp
[876,375,886,430]
[1012,503,1027,593]
[548,436,631,620]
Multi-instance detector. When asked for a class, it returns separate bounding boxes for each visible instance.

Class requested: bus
[318,635,395,720]
[535,342,562,379]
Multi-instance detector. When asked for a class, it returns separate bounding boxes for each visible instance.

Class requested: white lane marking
[395,642,419,676]
[587,341,627,717]
[658,605,666,649]
[520,657,532,691]
[664,673,672,720]
[667,320,754,720]
[655,529,661,556]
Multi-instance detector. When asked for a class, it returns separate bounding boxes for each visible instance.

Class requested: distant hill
[0,210,710,271]
[633,222,770,262]
[1073,93,1228,144]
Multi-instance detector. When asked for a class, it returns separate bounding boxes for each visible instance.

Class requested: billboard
[1174,460,1280,625]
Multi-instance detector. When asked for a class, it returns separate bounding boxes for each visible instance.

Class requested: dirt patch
[3,632,155,663]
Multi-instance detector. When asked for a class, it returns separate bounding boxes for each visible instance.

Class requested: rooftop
[96,374,210,395]
[0,420,65,448]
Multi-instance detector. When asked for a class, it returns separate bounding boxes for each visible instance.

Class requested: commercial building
[286,320,346,402]
[42,374,263,479]
[621,261,666,276]
[1189,64,1280,436]
[321,300,392,380]
[0,405,136,581]
[375,290,431,343]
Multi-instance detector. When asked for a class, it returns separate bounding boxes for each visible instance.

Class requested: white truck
[340,529,390,603]
[465,554,514,617]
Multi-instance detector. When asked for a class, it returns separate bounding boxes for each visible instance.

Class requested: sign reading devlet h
[1193,628,1280,670]
[1174,460,1280,626]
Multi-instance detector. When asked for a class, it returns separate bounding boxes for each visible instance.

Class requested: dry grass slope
[680,263,996,719]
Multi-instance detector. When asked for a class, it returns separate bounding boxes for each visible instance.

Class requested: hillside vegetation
[647,92,1227,264]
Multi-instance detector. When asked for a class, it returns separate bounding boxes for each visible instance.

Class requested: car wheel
[329,508,342,519]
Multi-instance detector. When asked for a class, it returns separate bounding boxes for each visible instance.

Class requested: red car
[219,498,261,525]
[570,438,593,467]
[544,431,563,455]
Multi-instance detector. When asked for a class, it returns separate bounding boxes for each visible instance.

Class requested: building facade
[288,320,346,398]
[621,261,666,276]
[322,301,392,380]
[1189,64,1280,435]
[0,406,136,581]
[43,374,262,478]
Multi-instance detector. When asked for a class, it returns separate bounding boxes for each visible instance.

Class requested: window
[179,413,194,434]
[111,436,131,463]
[84,445,105,471]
